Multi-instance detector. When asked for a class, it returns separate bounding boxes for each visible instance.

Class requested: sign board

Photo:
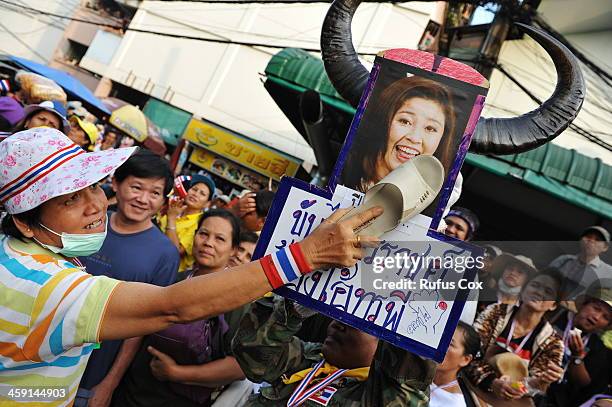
[255,50,488,362]
[183,118,302,181]
[189,147,273,192]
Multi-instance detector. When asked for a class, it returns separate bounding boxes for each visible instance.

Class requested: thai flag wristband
[260,243,312,289]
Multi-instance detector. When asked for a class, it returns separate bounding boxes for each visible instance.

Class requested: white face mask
[498,278,523,297]
[34,221,107,257]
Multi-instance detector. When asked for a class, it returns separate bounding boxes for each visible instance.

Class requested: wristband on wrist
[260,243,312,289]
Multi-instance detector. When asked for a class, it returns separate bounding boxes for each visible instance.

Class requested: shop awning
[466,145,612,219]
[265,48,612,219]
[8,56,111,116]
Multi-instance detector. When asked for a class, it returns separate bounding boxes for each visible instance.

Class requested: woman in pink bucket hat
[0,127,382,405]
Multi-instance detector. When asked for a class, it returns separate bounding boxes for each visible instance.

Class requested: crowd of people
[436,207,612,407]
[0,75,137,150]
[0,92,610,407]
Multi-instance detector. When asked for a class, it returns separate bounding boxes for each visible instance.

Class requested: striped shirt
[0,237,120,406]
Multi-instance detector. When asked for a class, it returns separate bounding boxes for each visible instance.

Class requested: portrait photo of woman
[338,71,476,219]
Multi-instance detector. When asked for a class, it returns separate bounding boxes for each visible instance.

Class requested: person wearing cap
[211,194,231,209]
[0,127,382,404]
[465,268,565,402]
[481,245,502,288]
[13,100,70,134]
[545,287,612,407]
[443,206,479,242]
[159,173,217,272]
[550,226,612,302]
[477,253,537,314]
[67,116,99,151]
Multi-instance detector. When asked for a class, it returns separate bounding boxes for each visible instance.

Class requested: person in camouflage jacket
[232,295,436,407]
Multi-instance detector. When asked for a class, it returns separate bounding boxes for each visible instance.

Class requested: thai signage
[183,118,302,181]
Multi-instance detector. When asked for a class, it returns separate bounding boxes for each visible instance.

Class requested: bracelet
[260,243,312,289]
[166,226,177,231]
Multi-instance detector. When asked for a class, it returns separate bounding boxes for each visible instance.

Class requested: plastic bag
[15,70,67,104]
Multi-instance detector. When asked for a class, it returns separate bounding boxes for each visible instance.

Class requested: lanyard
[431,380,459,392]
[506,318,534,355]
[287,359,347,407]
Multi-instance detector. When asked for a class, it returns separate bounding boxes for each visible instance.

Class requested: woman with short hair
[466,268,566,402]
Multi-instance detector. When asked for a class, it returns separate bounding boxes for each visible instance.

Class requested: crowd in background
[1,74,138,150]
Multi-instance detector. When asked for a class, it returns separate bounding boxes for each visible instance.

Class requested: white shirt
[429,383,467,407]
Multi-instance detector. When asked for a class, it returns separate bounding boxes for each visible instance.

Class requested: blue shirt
[78,214,179,390]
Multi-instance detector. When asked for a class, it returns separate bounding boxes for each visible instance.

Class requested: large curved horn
[470,23,585,154]
[320,1,586,155]
[321,0,369,108]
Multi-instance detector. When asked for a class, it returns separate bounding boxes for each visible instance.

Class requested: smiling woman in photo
[342,76,457,192]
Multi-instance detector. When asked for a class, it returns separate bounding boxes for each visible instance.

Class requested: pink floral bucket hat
[0,127,136,214]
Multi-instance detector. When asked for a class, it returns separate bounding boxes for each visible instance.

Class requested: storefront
[182,117,302,194]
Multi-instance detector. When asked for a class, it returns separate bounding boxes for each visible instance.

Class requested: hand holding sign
[300,206,383,270]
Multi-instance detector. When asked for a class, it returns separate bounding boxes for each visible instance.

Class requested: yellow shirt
[159,212,203,272]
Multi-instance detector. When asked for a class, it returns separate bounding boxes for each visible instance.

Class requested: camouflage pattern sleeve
[361,341,436,407]
[231,295,314,384]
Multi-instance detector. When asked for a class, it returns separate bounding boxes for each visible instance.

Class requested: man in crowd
[228,231,259,268]
[443,206,480,241]
[545,288,612,407]
[550,226,611,300]
[233,295,435,406]
[233,190,275,233]
[77,150,180,407]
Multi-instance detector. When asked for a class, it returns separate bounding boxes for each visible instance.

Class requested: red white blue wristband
[260,243,312,289]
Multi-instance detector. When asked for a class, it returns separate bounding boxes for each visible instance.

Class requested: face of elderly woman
[192,216,235,272]
[17,184,108,248]
[379,97,445,178]
[26,111,61,131]
[502,263,529,288]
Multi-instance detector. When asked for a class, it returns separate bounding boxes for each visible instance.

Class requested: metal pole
[475,4,511,78]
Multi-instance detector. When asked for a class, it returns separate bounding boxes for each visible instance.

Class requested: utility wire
[494,63,612,151]
[0,20,49,62]
[533,14,612,87]
[0,0,382,56]
[3,0,609,149]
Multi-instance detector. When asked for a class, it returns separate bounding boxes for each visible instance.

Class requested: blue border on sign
[253,176,482,363]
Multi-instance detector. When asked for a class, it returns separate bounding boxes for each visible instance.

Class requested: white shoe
[340,155,445,237]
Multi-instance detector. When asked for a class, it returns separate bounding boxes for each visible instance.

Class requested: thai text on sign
[182,118,302,181]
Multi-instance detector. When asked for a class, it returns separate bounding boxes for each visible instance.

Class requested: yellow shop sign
[183,118,301,181]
